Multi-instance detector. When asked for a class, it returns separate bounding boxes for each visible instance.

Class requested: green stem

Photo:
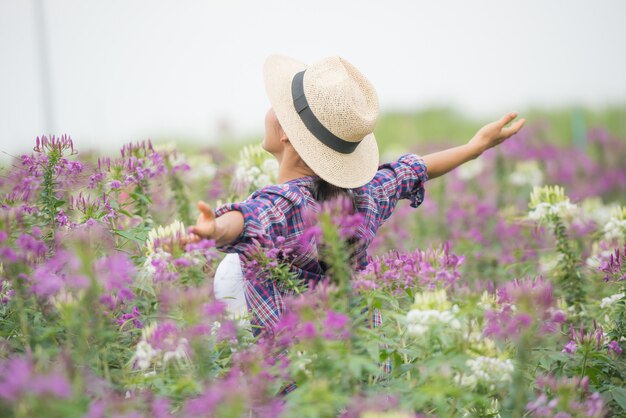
[169,172,192,226]
[551,215,585,313]
[11,268,32,354]
[510,333,531,418]
[40,149,61,251]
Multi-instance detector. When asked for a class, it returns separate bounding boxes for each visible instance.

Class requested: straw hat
[263,55,380,189]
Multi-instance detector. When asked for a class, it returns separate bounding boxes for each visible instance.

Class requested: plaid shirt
[215,153,428,337]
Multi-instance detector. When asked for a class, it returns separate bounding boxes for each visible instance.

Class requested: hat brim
[263,55,379,189]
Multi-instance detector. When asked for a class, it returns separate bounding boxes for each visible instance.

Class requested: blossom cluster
[603,206,626,242]
[526,375,605,418]
[508,159,544,187]
[355,242,465,292]
[131,321,191,371]
[455,356,514,389]
[232,144,278,196]
[528,185,578,224]
[406,289,461,336]
[483,277,566,341]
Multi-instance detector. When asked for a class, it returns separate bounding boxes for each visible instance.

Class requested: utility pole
[33,0,55,135]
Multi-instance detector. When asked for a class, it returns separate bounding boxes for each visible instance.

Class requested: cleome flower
[131,321,191,371]
[602,206,626,242]
[483,277,566,341]
[580,197,617,228]
[145,220,187,256]
[406,289,461,337]
[528,185,578,224]
[508,160,544,187]
[456,158,484,181]
[232,144,279,196]
[454,356,514,390]
[600,292,624,309]
[153,142,191,172]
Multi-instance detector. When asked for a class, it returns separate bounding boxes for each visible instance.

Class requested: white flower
[406,289,461,336]
[233,144,278,195]
[509,160,543,187]
[50,288,84,310]
[186,154,217,180]
[261,158,279,174]
[256,174,271,188]
[528,185,578,224]
[456,356,514,389]
[580,198,616,227]
[528,202,550,222]
[462,398,501,418]
[407,323,429,336]
[132,341,158,370]
[145,220,186,255]
[600,293,624,309]
[457,158,484,181]
[603,207,626,241]
[538,253,564,274]
[163,338,190,365]
[0,279,12,302]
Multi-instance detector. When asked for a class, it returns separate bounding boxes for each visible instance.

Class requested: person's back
[188,53,526,338]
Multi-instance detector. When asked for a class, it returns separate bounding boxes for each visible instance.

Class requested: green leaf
[610,386,626,411]
[366,342,380,362]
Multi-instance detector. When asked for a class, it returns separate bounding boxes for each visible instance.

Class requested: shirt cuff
[398,153,429,208]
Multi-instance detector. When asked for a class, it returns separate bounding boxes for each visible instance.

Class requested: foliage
[0,119,625,417]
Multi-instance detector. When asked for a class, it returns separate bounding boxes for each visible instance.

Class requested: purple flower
[204,300,227,317]
[116,306,143,329]
[0,247,18,263]
[484,277,565,341]
[151,256,179,282]
[94,252,136,305]
[0,356,72,403]
[217,320,237,341]
[299,321,317,339]
[16,233,47,260]
[151,397,173,418]
[562,340,577,354]
[323,310,350,340]
[599,243,626,282]
[527,374,605,418]
[29,250,89,298]
[356,242,464,293]
[149,321,182,352]
[56,209,69,227]
[185,389,222,417]
[608,340,623,355]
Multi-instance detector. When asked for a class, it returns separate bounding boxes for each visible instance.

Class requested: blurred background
[1,0,625,162]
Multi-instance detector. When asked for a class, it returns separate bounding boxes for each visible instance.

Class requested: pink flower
[562,340,577,354]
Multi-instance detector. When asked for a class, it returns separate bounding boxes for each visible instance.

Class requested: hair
[311,178,352,205]
[311,178,360,273]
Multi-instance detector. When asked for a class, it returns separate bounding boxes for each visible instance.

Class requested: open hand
[186,201,217,243]
[469,112,526,155]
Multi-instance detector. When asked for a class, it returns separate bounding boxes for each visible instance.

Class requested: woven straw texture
[263,55,380,189]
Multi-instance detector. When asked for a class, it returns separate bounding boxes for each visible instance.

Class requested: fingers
[189,224,212,238]
[197,201,215,221]
[498,112,519,128]
[501,118,526,138]
[185,232,201,244]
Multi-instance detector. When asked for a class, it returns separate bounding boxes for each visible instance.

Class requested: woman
[188,55,526,336]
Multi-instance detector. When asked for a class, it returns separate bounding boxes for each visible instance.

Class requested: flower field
[0,120,625,417]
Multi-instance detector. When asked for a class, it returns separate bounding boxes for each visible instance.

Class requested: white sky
[1,0,625,159]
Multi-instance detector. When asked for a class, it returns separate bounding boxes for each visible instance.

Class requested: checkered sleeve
[369,153,429,223]
[213,185,293,254]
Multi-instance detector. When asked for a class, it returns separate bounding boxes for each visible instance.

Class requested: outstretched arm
[187,201,244,247]
[422,112,526,180]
